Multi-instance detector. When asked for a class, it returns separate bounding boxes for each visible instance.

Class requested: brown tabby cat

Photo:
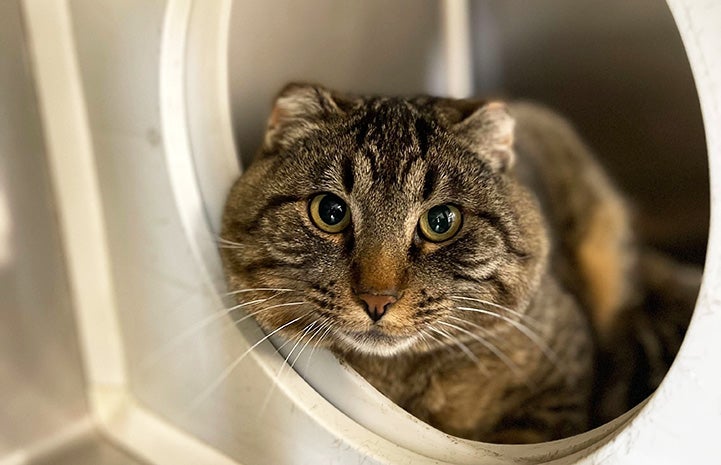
[220,83,696,443]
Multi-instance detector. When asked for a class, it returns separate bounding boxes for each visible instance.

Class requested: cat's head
[221,83,548,357]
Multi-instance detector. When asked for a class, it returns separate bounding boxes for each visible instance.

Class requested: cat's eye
[309,193,351,233]
[418,204,462,242]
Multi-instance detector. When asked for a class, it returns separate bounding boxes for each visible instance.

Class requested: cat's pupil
[428,205,454,233]
[319,194,347,225]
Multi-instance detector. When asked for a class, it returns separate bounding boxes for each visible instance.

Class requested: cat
[219,83,698,443]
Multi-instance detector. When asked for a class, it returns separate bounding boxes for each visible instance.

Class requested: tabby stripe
[242,258,308,274]
[343,231,355,256]
[407,241,422,261]
[307,295,334,311]
[399,157,416,187]
[353,110,375,147]
[422,166,437,201]
[342,156,355,193]
[414,117,432,158]
[306,303,338,318]
[415,307,438,318]
[484,274,511,299]
[451,271,493,287]
[314,87,332,115]
[451,272,510,300]
[365,149,380,182]
[476,211,530,259]
[248,194,302,229]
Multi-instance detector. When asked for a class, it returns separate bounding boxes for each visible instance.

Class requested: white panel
[0,0,88,455]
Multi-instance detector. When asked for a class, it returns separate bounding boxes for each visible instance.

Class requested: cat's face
[221,84,548,357]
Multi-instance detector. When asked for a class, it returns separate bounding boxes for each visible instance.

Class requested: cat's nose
[357,293,397,322]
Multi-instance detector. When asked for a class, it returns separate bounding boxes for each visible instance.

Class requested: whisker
[230,302,300,328]
[305,321,335,370]
[289,320,327,371]
[278,322,318,375]
[418,328,441,344]
[305,319,333,369]
[449,295,543,329]
[184,311,309,413]
[439,320,523,378]
[232,301,307,324]
[141,293,286,370]
[216,236,243,247]
[455,306,559,365]
[252,271,317,286]
[446,315,514,352]
[415,329,436,351]
[268,332,298,357]
[419,328,457,355]
[428,326,488,374]
[223,288,296,297]
[259,319,322,415]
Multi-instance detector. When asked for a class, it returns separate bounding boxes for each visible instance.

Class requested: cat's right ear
[451,101,516,172]
[263,83,356,151]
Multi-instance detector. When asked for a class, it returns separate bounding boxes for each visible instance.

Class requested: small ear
[264,83,353,150]
[452,101,515,171]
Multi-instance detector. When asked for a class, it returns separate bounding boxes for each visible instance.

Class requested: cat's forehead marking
[348,99,437,193]
[313,98,482,210]
[422,164,438,201]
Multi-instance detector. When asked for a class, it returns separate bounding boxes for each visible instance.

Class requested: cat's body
[336,102,627,442]
[220,84,695,443]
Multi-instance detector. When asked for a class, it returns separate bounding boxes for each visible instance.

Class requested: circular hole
[220,0,707,460]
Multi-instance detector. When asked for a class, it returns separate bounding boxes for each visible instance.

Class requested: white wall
[228,0,447,163]
[0,0,88,455]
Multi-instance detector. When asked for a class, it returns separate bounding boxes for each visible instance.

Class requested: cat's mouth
[340,327,418,356]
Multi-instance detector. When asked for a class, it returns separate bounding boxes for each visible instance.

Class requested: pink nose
[358,293,397,322]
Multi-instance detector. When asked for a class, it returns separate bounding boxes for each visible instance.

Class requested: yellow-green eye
[419,204,462,242]
[309,193,351,233]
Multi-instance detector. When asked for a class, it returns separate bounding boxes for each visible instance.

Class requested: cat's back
[508,102,636,338]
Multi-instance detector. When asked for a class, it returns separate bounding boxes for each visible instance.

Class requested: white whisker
[258,319,321,416]
[415,329,435,351]
[305,322,334,370]
[419,328,454,354]
[439,320,523,378]
[141,294,286,370]
[428,326,488,374]
[455,306,559,365]
[216,237,243,246]
[446,315,513,351]
[185,312,308,414]
[449,295,543,329]
[289,321,326,371]
[223,288,296,297]
[232,301,307,324]
[303,320,330,359]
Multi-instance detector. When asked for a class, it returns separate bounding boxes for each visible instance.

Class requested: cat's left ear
[452,102,516,172]
[264,83,357,150]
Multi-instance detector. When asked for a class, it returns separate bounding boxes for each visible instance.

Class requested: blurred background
[229,0,708,265]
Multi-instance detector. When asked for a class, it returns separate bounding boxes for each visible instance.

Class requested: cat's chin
[337,328,419,357]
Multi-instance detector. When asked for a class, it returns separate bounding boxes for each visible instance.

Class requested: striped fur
[220,84,696,443]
